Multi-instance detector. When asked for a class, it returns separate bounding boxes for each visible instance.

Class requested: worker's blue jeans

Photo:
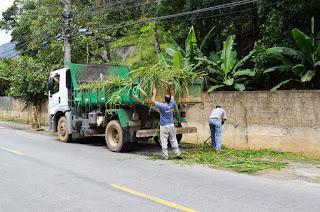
[209,118,222,151]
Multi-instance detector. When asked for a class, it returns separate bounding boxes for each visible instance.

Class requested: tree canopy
[0,0,319,102]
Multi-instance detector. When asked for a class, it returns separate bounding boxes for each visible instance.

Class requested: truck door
[48,69,69,115]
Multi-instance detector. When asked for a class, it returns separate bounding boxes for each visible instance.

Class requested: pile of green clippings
[176,144,320,174]
[78,63,205,107]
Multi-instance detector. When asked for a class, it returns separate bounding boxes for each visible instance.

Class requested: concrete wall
[0,97,48,125]
[1,91,320,156]
[182,90,320,157]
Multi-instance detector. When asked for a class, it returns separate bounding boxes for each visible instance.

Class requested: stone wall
[182,90,320,157]
[0,97,48,125]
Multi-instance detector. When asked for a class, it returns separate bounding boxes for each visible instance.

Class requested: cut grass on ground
[147,143,320,174]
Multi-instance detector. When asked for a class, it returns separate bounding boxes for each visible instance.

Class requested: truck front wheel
[57,116,72,143]
[105,120,124,152]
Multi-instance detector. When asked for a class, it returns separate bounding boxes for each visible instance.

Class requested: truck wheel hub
[60,123,66,136]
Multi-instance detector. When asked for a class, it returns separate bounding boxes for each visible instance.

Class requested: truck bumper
[135,127,197,138]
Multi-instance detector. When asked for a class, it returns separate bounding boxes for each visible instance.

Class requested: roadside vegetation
[148,143,320,174]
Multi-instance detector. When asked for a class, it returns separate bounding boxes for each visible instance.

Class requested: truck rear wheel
[106,120,136,152]
[57,116,72,143]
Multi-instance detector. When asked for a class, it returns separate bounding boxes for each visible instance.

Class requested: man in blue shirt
[152,82,182,160]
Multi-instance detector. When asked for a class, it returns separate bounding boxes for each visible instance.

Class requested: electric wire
[93,0,259,30]
[163,0,287,23]
[72,0,166,27]
[0,27,63,57]
[2,0,276,58]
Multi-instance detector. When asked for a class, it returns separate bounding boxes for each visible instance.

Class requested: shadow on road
[68,136,161,156]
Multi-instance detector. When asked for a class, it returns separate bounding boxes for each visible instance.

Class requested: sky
[0,0,15,45]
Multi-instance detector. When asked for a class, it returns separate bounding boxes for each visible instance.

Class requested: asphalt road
[1,125,320,212]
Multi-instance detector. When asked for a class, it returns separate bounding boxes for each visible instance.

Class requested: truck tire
[105,120,133,152]
[57,116,72,143]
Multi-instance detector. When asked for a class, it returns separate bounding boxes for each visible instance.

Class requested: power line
[164,0,286,23]
[93,0,259,30]
[73,0,165,27]
[72,0,137,15]
[0,27,62,57]
[73,0,164,19]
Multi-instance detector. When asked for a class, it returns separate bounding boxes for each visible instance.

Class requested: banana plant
[158,26,215,71]
[265,17,320,90]
[198,35,255,92]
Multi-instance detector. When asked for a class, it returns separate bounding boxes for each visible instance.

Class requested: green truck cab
[48,63,202,152]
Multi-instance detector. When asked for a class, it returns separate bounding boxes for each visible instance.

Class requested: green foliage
[158,25,215,73]
[265,17,320,90]
[0,0,319,95]
[201,35,255,92]
[0,56,58,106]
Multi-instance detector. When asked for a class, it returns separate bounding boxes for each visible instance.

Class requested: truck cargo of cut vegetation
[48,62,203,152]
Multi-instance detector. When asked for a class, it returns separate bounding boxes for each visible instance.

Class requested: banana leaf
[264,65,291,73]
[158,52,171,66]
[185,26,197,52]
[207,84,225,93]
[316,32,320,54]
[233,69,255,77]
[195,56,219,67]
[271,79,292,91]
[292,28,315,54]
[233,83,245,91]
[165,48,177,57]
[221,35,236,74]
[233,50,255,71]
[169,36,186,57]
[314,60,320,66]
[173,51,184,69]
[223,78,234,86]
[268,51,295,66]
[200,26,216,51]
[209,51,220,63]
[291,64,305,77]
[206,67,224,76]
[301,70,316,82]
[268,47,306,60]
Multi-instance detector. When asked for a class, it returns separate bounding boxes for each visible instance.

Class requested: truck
[48,63,202,152]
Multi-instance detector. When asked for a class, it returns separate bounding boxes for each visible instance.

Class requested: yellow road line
[111,184,198,212]
[0,146,24,155]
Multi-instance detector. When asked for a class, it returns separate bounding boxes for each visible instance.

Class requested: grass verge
[148,143,320,174]
[0,117,25,124]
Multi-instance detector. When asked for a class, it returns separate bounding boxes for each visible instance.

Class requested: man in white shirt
[209,106,227,152]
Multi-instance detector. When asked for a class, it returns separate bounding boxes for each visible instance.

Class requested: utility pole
[63,0,72,68]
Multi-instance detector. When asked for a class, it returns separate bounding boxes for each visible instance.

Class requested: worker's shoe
[162,156,169,160]
[176,154,183,159]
